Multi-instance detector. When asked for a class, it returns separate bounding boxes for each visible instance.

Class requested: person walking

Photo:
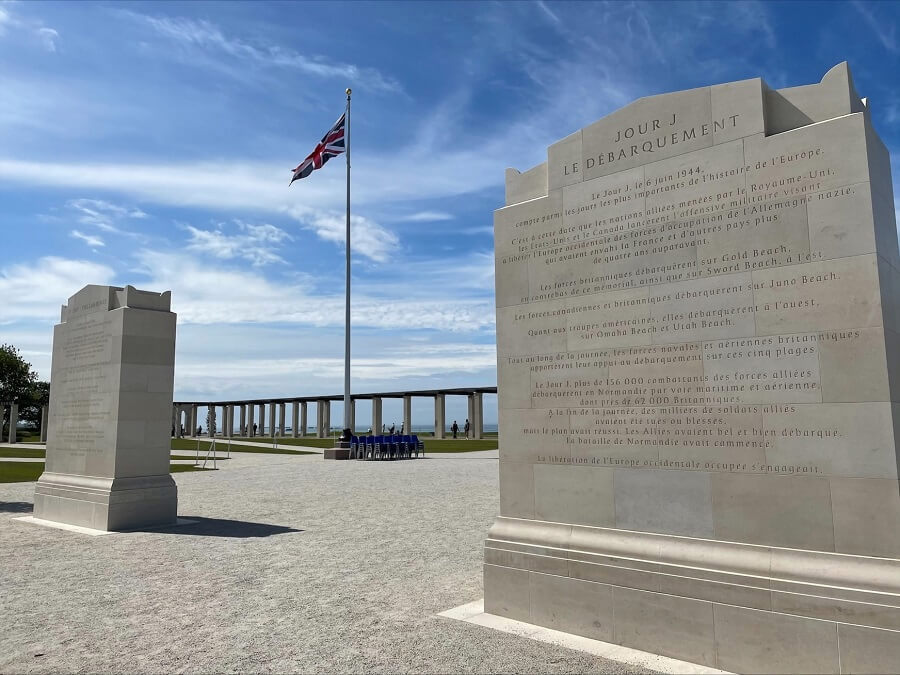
[464,418,470,439]
[451,420,459,439]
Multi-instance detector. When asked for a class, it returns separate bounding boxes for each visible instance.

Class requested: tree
[0,344,49,435]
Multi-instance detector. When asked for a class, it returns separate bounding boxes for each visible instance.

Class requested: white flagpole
[342,88,352,439]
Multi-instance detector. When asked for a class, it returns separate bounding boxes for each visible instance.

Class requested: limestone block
[613,468,714,538]
[710,77,767,144]
[547,129,583,191]
[505,164,548,206]
[710,473,835,551]
[529,572,614,641]
[533,464,614,527]
[712,604,839,674]
[612,586,717,667]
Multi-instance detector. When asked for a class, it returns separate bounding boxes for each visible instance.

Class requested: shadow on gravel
[148,516,301,538]
[0,501,33,514]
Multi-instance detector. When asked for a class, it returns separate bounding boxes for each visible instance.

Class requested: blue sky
[1,0,899,427]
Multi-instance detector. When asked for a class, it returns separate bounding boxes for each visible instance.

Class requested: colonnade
[172,387,494,439]
[1,402,49,444]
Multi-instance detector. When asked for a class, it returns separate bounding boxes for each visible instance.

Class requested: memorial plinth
[34,285,178,531]
[485,63,900,673]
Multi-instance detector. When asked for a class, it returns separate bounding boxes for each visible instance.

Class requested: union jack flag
[290,112,346,185]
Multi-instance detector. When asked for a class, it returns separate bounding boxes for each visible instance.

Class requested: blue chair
[412,434,424,457]
[362,435,373,460]
[374,435,385,460]
[349,435,359,459]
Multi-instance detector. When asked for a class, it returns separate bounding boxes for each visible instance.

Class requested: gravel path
[0,452,650,674]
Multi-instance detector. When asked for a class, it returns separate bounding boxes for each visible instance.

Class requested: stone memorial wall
[34,284,178,531]
[485,64,900,673]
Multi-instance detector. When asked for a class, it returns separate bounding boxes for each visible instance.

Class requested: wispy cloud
[70,230,105,248]
[853,1,898,53]
[0,257,116,320]
[185,221,291,266]
[37,26,58,52]
[68,198,147,235]
[397,211,454,222]
[123,12,402,93]
[0,4,59,51]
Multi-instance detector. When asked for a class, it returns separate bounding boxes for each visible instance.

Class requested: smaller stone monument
[34,285,178,531]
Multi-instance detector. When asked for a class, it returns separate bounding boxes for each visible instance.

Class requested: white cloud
[131,250,494,332]
[299,211,398,263]
[67,198,148,235]
[37,26,58,52]
[0,257,116,320]
[397,211,454,222]
[185,221,291,266]
[123,12,402,93]
[70,230,105,247]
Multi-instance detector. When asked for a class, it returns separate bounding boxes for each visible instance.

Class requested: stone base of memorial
[324,446,351,460]
[34,285,178,532]
[484,64,900,673]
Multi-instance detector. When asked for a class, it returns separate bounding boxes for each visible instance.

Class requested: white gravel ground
[0,451,651,674]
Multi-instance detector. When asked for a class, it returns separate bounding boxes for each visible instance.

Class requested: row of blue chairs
[349,435,424,460]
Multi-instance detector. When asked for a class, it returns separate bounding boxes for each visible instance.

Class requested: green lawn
[0,448,46,459]
[0,461,214,483]
[171,439,317,456]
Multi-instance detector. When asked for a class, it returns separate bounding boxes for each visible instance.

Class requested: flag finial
[346,88,352,96]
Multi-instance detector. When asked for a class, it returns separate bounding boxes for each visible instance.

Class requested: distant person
[180,425,184,436]
[451,420,459,439]
[400,422,404,435]
[464,418,470,439]
[171,424,175,437]
[197,425,202,435]
[382,423,386,433]
[389,423,396,435]
[253,423,258,435]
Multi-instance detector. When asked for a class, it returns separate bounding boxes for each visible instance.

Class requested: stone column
[7,403,17,444]
[226,405,234,438]
[349,399,356,433]
[323,401,331,435]
[473,392,483,439]
[190,404,198,437]
[248,403,255,436]
[434,394,445,439]
[209,406,216,437]
[258,404,265,435]
[467,394,475,438]
[240,404,247,436]
[402,395,412,435]
[299,401,307,437]
[278,402,286,436]
[291,401,299,437]
[316,401,324,437]
[372,397,382,435]
[40,404,49,443]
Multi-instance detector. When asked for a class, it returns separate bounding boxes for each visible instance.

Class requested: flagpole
[342,88,352,441]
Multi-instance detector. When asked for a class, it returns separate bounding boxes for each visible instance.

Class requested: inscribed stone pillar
[190,404,197,437]
[402,395,412,435]
[8,403,17,443]
[291,401,299,437]
[239,404,246,436]
[300,401,307,437]
[34,284,177,531]
[40,405,48,442]
[323,401,331,435]
[268,402,276,437]
[208,406,215,437]
[278,402,286,436]
[372,397,382,434]
[349,399,356,432]
[247,403,255,436]
[484,63,900,673]
[434,394,445,439]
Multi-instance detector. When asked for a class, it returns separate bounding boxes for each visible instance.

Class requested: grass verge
[0,461,214,483]
[171,439,317,455]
